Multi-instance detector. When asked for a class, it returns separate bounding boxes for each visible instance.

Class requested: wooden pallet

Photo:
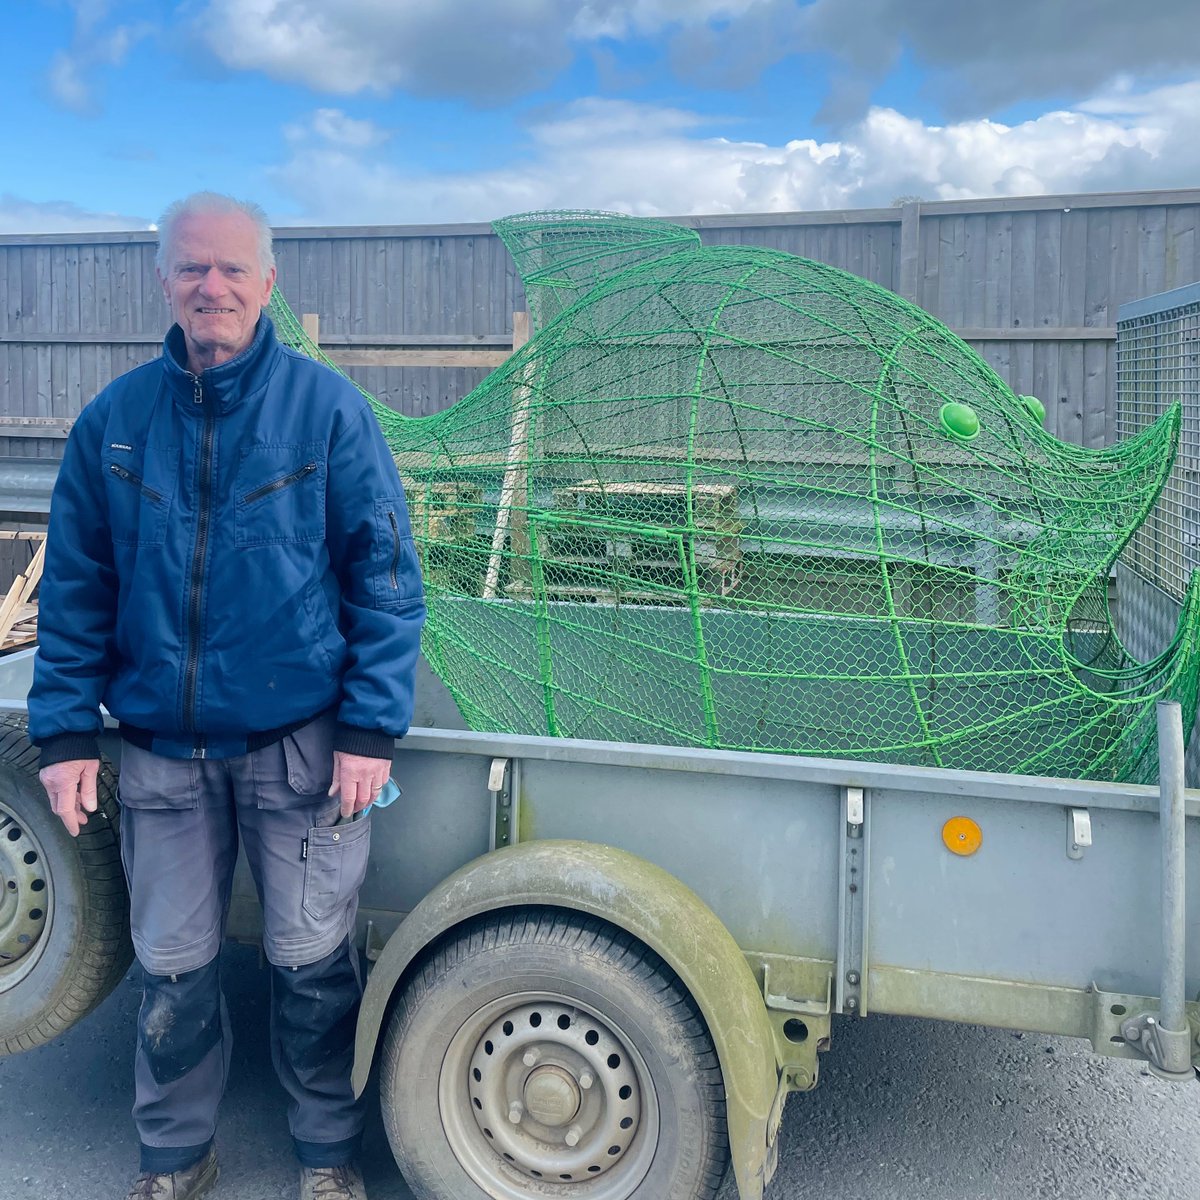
[546,480,744,601]
[403,480,483,546]
[0,532,45,652]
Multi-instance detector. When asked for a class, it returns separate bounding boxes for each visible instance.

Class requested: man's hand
[40,759,100,838]
[327,751,390,819]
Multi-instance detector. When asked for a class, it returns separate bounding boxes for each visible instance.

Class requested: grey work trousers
[117,714,372,1171]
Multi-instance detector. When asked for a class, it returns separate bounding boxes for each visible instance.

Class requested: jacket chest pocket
[103,448,178,547]
[236,443,326,547]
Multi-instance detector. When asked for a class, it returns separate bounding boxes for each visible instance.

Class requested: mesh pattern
[270,211,1200,783]
[1117,298,1200,602]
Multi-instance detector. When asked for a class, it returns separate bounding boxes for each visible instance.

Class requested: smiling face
[157,210,276,373]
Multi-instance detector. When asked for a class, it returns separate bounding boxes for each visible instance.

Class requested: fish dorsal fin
[493,209,700,334]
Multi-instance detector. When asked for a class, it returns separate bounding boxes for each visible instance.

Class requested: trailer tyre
[380,908,729,1200]
[0,719,132,1054]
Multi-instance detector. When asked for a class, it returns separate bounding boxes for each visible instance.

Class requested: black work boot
[125,1146,218,1199]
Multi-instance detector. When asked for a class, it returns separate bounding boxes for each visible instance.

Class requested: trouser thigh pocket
[302,816,371,923]
[118,742,200,810]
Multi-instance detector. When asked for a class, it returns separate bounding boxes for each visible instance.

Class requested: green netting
[268,210,1200,783]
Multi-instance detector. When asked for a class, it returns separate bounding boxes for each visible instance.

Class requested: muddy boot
[299,1161,368,1199]
[125,1146,218,1199]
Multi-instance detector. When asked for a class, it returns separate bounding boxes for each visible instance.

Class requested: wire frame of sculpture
[269,210,1200,783]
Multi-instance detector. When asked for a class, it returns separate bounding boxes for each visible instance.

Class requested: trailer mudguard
[352,839,780,1200]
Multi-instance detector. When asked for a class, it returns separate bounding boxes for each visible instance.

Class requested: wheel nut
[578,1070,594,1090]
[508,1102,523,1124]
[565,1124,582,1147]
[523,1048,541,1067]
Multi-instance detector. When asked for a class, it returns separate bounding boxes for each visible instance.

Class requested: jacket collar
[162,314,280,414]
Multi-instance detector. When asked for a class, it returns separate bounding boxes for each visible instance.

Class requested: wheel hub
[522,1064,580,1127]
[462,999,646,1186]
[0,810,49,977]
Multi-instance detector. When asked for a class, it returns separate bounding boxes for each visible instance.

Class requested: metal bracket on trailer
[1119,1011,1194,1081]
[836,785,869,1016]
[487,757,518,849]
[1066,807,1091,860]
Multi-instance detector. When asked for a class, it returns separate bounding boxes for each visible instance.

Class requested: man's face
[157,211,276,368]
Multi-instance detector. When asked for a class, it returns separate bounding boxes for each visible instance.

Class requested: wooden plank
[984,212,1012,330]
[35,246,52,335]
[315,236,334,332]
[918,208,939,311]
[50,341,66,424]
[483,311,532,599]
[953,327,1115,341]
[0,248,11,335]
[1009,210,1036,335]
[300,313,320,345]
[961,214,987,330]
[1109,207,1141,310]
[1165,206,1198,291]
[1058,209,1087,329]
[329,348,512,367]
[1088,339,1113,449]
[330,238,351,337]
[35,346,51,417]
[898,202,921,301]
[0,330,515,347]
[1033,209,1061,330]
[95,243,113,336]
[1084,207,1112,328]
[1138,206,1168,301]
[20,245,37,330]
[936,215,966,326]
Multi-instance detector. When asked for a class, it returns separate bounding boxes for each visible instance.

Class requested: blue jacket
[29,316,426,764]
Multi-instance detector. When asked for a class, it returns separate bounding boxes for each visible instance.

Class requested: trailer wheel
[0,719,132,1054]
[380,908,729,1200]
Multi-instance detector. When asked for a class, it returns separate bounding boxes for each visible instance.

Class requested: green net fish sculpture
[271,211,1200,783]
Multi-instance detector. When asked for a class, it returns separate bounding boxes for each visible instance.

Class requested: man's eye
[178,266,202,277]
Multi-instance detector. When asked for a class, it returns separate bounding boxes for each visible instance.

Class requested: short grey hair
[156,191,275,274]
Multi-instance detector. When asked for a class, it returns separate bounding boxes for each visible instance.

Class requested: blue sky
[2,0,1199,231]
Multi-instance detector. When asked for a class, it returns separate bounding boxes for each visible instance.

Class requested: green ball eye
[939,402,980,440]
[1019,394,1046,425]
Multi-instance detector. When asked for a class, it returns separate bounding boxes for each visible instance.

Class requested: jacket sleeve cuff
[333,723,395,761]
[34,732,101,769]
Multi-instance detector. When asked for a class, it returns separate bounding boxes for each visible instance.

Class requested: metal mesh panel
[1117,290,1200,601]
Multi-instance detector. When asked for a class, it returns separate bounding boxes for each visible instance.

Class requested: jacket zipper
[109,463,164,505]
[242,462,317,505]
[183,373,213,752]
[387,510,401,589]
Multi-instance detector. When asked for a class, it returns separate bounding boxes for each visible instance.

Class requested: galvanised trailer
[0,647,1196,1200]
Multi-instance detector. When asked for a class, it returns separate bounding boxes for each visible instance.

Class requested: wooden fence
[2,187,1199,461]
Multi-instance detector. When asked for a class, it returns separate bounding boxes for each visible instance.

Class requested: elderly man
[28,192,425,1200]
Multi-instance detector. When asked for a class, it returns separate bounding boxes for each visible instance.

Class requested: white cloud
[192,0,771,103]
[0,194,151,234]
[192,0,1200,116]
[194,0,577,102]
[284,108,391,150]
[268,80,1198,226]
[46,0,154,114]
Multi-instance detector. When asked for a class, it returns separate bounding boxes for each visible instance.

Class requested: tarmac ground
[1,942,1197,1200]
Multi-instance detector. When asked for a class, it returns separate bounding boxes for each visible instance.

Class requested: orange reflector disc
[941,816,982,856]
